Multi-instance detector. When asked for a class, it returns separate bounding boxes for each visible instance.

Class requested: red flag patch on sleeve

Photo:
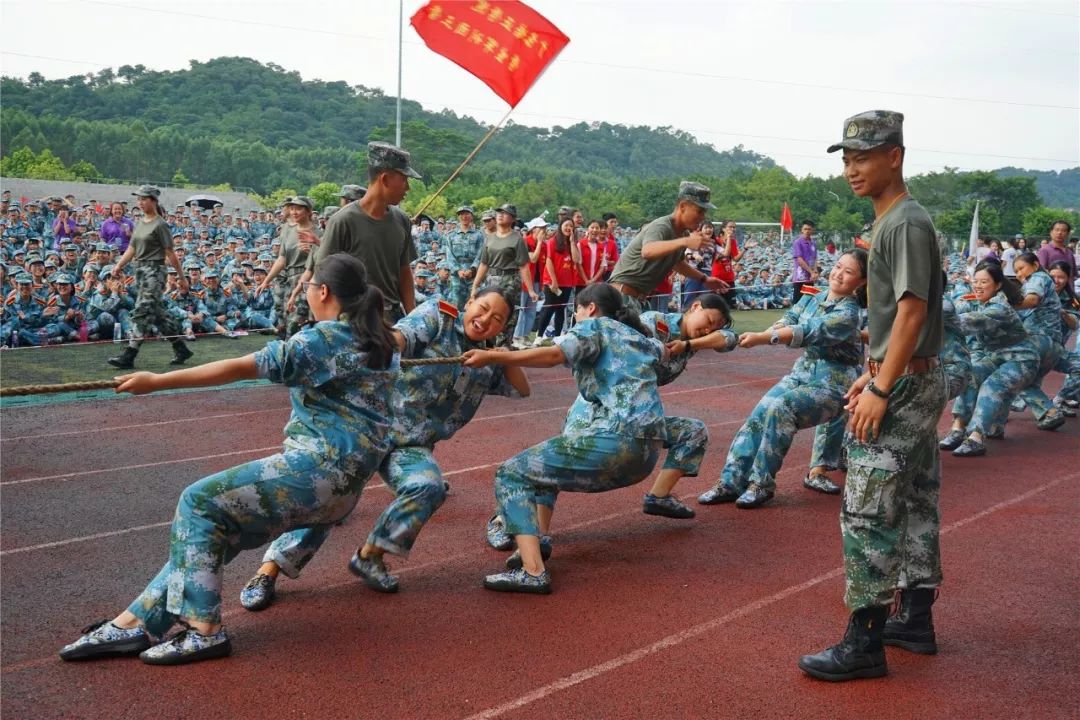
[655,319,669,337]
[800,285,821,295]
[960,293,977,301]
[438,299,459,318]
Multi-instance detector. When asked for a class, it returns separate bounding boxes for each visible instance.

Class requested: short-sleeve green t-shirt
[307,203,416,306]
[478,230,529,271]
[130,217,171,263]
[866,197,943,361]
[606,215,682,293]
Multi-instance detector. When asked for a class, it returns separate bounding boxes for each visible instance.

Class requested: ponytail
[312,253,396,369]
[575,283,651,337]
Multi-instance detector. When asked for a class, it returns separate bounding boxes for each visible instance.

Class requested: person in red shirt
[532,219,579,345]
[602,212,621,280]
[711,220,741,302]
[579,220,608,286]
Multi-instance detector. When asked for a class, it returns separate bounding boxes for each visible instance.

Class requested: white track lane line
[1,408,285,443]
[461,475,1072,720]
[2,377,778,488]
[0,419,745,556]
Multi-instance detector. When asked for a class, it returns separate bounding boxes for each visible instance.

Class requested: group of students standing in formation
[57,120,1076,686]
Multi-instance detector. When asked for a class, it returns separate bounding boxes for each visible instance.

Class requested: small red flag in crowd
[854,236,871,250]
[411,0,569,108]
[780,202,793,232]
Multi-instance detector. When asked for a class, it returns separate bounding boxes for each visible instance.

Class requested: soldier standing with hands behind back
[799,111,947,682]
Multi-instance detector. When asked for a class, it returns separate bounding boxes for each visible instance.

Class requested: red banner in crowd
[411,0,569,108]
[780,202,793,232]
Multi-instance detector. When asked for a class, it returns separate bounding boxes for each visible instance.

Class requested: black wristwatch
[866,380,891,399]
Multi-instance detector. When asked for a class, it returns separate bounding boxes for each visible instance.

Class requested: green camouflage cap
[677,181,716,210]
[53,273,75,285]
[496,203,518,218]
[827,110,904,153]
[368,142,422,179]
[322,206,339,218]
[131,184,161,199]
[283,196,313,210]
[15,273,33,284]
[338,184,366,201]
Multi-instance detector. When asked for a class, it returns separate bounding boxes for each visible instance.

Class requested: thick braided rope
[0,355,468,397]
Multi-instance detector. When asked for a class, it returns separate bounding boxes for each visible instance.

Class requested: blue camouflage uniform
[940,295,972,401]
[1056,288,1080,403]
[496,317,674,538]
[717,293,863,496]
[202,281,236,333]
[1012,271,1075,422]
[263,298,522,575]
[242,282,275,329]
[125,322,397,637]
[950,292,1038,437]
[444,227,485,309]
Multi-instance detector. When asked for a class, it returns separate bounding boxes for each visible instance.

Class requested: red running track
[1,349,1078,719]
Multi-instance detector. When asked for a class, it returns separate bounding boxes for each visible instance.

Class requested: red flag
[780,202,793,232]
[854,236,871,250]
[411,1,569,108]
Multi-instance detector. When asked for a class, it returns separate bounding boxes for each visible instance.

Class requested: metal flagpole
[396,0,403,146]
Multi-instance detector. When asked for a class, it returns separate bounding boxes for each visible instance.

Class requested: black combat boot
[107,346,139,369]
[169,340,194,365]
[883,588,937,654]
[798,606,889,681]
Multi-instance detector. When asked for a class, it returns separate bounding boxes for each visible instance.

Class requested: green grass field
[0,309,784,391]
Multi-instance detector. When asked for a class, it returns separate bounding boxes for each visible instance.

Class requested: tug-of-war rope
[0,355,468,397]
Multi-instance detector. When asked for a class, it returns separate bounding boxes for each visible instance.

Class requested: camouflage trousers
[719,359,858,493]
[497,433,663,537]
[1014,335,1079,419]
[486,271,523,348]
[952,350,1037,435]
[448,274,473,311]
[272,272,310,337]
[809,415,847,471]
[264,446,449,572]
[1059,350,1080,402]
[129,262,182,349]
[125,443,379,637]
[842,369,946,611]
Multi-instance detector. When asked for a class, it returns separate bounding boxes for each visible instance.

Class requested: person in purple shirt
[790,219,819,303]
[100,202,135,251]
[51,207,79,250]
[1037,220,1075,281]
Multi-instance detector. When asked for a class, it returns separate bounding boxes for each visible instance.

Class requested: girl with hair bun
[59,253,399,665]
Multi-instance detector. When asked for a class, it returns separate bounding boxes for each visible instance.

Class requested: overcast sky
[2,0,1077,179]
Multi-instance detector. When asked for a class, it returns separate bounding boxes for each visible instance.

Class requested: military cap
[339,184,366,201]
[26,200,39,208]
[100,264,115,278]
[456,205,475,216]
[166,267,178,275]
[204,269,220,279]
[53,272,75,285]
[26,254,44,265]
[44,260,58,269]
[436,260,451,270]
[257,252,275,262]
[12,247,26,256]
[15,273,33,284]
[240,260,254,267]
[184,226,195,233]
[283,196,313,210]
[132,184,161,199]
[322,206,339,219]
[172,231,183,238]
[60,242,77,251]
[82,263,101,274]
[25,236,41,244]
[827,110,904,153]
[7,202,21,211]
[368,141,422,179]
[415,269,434,279]
[270,238,282,246]
[258,233,270,240]
[95,242,112,252]
[677,181,717,210]
[558,206,576,215]
[252,264,268,274]
[182,261,202,270]
[481,209,496,221]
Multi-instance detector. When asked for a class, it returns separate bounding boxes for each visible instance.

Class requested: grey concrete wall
[0,177,260,212]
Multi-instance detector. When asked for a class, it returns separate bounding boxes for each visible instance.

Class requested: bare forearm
[504,366,531,396]
[493,345,565,368]
[399,266,415,313]
[151,355,258,391]
[641,239,688,260]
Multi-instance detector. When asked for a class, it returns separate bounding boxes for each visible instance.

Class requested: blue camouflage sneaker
[505,535,553,570]
[59,620,150,661]
[1036,409,1066,431]
[803,473,842,495]
[1054,398,1077,417]
[735,483,775,509]
[697,482,741,505]
[239,573,277,611]
[486,513,514,551]
[483,567,552,595]
[938,429,965,450]
[139,627,232,666]
[952,437,986,457]
[642,493,695,519]
[348,551,399,593]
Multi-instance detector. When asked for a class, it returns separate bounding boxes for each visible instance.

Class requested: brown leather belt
[867,356,939,378]
[610,282,646,299]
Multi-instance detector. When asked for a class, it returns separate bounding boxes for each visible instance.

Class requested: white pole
[395,0,403,147]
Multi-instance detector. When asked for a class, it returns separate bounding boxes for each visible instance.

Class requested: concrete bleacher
[0,177,260,213]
